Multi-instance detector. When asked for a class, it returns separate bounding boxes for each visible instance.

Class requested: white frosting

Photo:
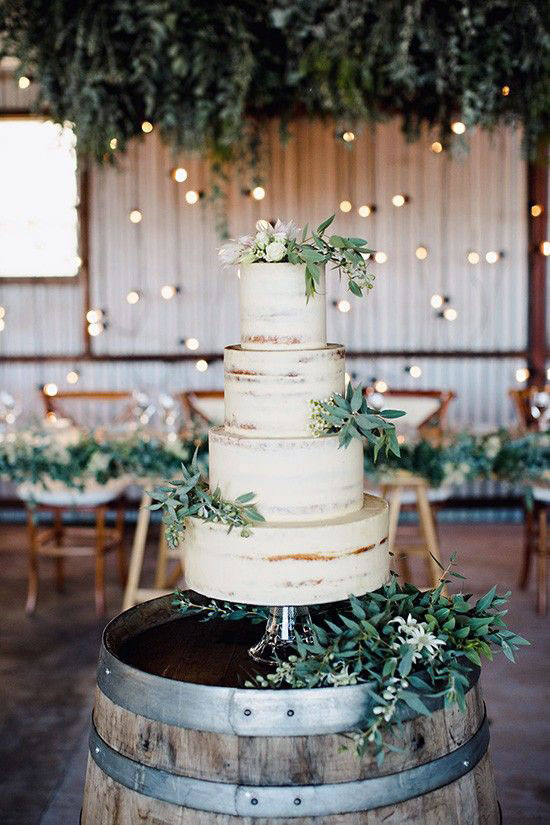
[224,344,345,437]
[209,427,364,522]
[182,495,389,605]
[239,263,326,350]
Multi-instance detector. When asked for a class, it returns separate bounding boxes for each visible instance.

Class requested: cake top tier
[219,216,376,350]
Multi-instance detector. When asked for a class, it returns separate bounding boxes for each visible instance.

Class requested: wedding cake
[182,239,390,606]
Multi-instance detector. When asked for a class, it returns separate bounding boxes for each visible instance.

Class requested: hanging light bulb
[66,369,80,385]
[515,367,530,383]
[430,293,445,309]
[415,246,428,260]
[126,290,142,304]
[391,194,408,207]
[501,85,510,96]
[336,299,351,313]
[451,121,466,135]
[430,141,443,154]
[358,204,376,217]
[18,76,31,89]
[109,138,118,150]
[87,322,104,336]
[467,251,481,265]
[485,251,501,264]
[408,365,422,379]
[43,383,58,397]
[185,190,200,205]
[374,379,388,393]
[374,251,387,263]
[184,337,200,351]
[86,309,103,324]
[195,359,209,372]
[161,284,179,300]
[129,209,142,223]
[443,307,458,321]
[251,186,266,200]
[342,131,355,143]
[339,200,352,213]
[141,121,153,133]
[171,167,188,183]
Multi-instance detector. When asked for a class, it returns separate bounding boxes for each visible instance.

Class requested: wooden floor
[0,518,549,824]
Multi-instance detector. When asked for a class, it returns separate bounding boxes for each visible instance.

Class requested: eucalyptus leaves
[219,216,375,299]
[310,382,405,458]
[174,556,528,761]
[150,450,264,547]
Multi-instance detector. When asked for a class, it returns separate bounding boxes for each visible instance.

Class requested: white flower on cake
[218,214,376,300]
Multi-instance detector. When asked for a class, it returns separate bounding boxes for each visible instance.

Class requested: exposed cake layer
[209,427,363,522]
[182,495,389,605]
[239,263,326,350]
[224,344,345,437]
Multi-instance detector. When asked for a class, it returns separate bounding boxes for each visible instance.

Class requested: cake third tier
[209,427,364,522]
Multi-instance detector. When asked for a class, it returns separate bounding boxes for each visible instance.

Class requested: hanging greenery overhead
[1,0,549,163]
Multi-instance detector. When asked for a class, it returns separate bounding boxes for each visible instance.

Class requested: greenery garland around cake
[173,555,528,762]
[219,215,375,299]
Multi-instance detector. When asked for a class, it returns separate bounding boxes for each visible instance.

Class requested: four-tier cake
[182,261,390,605]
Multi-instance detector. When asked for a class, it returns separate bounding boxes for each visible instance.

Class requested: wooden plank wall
[0,74,536,429]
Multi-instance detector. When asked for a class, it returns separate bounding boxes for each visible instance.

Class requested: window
[0,117,80,278]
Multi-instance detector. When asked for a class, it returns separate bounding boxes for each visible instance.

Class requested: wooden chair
[26,502,126,615]
[365,388,456,589]
[25,389,132,614]
[510,386,550,612]
[179,390,224,435]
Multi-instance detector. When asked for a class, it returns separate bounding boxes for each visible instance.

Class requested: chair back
[179,391,224,433]
[509,386,550,431]
[365,388,455,442]
[41,389,134,428]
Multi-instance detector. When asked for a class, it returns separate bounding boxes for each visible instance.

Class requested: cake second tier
[209,427,364,522]
[182,494,389,606]
[224,344,345,437]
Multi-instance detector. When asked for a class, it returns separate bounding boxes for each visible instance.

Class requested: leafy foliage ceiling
[1,0,549,163]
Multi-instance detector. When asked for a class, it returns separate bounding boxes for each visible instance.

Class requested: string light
[467,251,481,265]
[171,167,188,183]
[408,365,422,379]
[451,121,466,135]
[430,141,443,153]
[185,190,200,205]
[195,359,209,372]
[129,209,142,223]
[515,367,530,383]
[443,307,458,321]
[374,251,387,263]
[88,322,104,336]
[18,76,30,89]
[415,245,428,260]
[109,138,118,150]
[540,241,550,256]
[66,369,80,385]
[184,337,199,351]
[374,379,388,393]
[86,309,103,324]
[336,299,351,313]
[391,194,409,207]
[141,121,153,133]
[161,284,179,300]
[43,383,58,397]
[342,131,355,142]
[339,200,352,213]
[358,204,376,217]
[430,293,445,309]
[126,290,141,304]
[531,204,543,217]
[485,250,501,264]
[501,85,510,96]
[251,186,266,201]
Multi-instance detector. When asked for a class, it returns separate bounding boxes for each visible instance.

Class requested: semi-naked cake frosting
[182,261,390,606]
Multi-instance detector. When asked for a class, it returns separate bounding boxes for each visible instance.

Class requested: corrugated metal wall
[0,75,535,429]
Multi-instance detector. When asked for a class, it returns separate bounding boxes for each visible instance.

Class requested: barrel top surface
[112,595,271,687]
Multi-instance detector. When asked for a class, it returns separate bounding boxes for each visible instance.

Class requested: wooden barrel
[82,595,500,825]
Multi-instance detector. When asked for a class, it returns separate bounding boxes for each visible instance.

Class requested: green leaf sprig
[310,382,406,459]
[150,450,265,547]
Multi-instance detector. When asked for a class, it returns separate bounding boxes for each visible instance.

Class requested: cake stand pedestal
[248,605,315,663]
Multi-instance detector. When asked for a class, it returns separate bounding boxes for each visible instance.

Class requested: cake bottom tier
[181,495,389,606]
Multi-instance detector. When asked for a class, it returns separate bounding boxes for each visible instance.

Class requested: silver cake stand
[248,605,315,663]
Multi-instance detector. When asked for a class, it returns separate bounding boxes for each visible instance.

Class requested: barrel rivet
[294,798,301,806]
[251,798,258,805]
[244,708,252,717]
[287,709,294,717]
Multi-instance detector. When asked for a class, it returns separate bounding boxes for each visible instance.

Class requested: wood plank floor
[0,519,549,824]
